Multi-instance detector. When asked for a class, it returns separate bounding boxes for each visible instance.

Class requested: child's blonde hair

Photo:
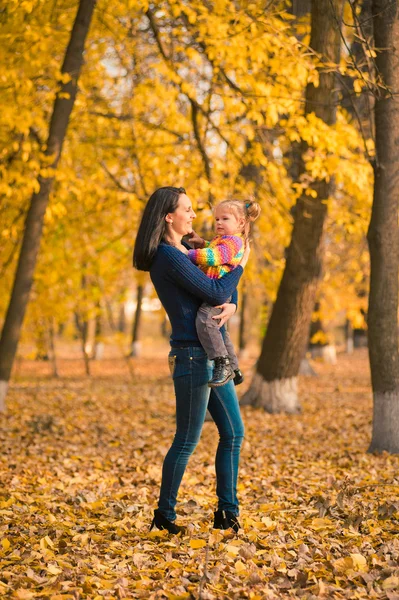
[215,198,261,239]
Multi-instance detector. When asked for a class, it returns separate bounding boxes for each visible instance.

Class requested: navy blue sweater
[150,242,243,347]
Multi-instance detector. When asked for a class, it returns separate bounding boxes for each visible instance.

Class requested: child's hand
[188,230,206,249]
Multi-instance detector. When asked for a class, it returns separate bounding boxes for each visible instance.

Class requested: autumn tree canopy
[1,0,372,355]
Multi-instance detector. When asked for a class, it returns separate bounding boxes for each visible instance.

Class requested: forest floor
[1,348,399,600]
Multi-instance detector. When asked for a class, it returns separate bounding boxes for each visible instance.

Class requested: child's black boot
[208,356,233,387]
[233,369,244,386]
[213,509,240,533]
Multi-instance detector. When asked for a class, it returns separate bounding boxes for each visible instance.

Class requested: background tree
[0,0,373,407]
[0,0,97,409]
[367,0,399,453]
[242,0,346,413]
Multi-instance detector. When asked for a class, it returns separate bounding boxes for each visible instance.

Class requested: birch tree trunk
[367,0,399,453]
[0,0,96,411]
[242,0,344,413]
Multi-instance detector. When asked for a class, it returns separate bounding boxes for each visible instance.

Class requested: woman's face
[167,194,196,236]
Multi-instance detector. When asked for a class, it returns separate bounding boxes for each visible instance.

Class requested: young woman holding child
[133,187,260,534]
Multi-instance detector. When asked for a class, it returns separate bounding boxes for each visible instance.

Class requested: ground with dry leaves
[1,347,399,600]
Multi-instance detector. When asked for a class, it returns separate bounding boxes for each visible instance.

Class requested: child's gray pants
[195,302,239,370]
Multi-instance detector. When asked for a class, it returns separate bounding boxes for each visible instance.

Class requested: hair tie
[245,202,251,208]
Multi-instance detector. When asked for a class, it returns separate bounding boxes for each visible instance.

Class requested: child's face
[214,208,244,236]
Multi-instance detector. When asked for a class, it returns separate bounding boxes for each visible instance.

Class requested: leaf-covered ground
[1,349,399,600]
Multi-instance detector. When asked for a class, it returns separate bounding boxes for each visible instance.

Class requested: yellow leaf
[225,543,240,556]
[310,518,335,533]
[235,560,247,574]
[13,590,35,600]
[353,79,362,93]
[261,516,277,531]
[86,500,104,511]
[333,557,354,573]
[189,539,207,549]
[99,579,114,589]
[148,530,168,539]
[383,576,399,590]
[47,564,62,575]
[2,538,10,551]
[350,553,368,572]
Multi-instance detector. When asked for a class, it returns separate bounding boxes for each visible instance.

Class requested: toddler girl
[188,199,261,387]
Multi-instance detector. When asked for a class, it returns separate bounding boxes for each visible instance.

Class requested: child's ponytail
[245,200,261,223]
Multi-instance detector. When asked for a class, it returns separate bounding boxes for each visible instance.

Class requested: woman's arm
[160,245,243,305]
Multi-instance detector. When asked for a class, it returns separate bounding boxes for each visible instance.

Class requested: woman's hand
[188,230,206,249]
[212,302,237,329]
[240,242,251,269]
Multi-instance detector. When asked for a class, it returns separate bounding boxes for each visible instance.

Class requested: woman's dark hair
[133,186,186,271]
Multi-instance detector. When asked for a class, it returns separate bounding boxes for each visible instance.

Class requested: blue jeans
[158,346,245,521]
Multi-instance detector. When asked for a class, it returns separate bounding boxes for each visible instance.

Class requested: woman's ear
[165,214,173,224]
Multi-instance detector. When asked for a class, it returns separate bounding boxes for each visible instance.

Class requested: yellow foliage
[0,0,373,350]
[189,539,207,549]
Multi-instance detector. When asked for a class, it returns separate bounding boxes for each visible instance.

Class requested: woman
[133,186,249,534]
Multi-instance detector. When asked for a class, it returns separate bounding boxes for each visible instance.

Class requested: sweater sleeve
[160,246,243,305]
[231,288,238,307]
[187,236,243,267]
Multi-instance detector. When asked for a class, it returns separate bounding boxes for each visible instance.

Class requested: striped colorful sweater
[187,234,244,279]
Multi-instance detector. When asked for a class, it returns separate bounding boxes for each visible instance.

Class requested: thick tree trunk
[341,0,374,142]
[242,0,344,413]
[130,284,144,357]
[367,1,399,453]
[289,0,311,18]
[0,0,96,411]
[238,286,247,355]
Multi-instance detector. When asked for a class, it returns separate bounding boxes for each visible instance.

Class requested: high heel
[213,509,240,533]
[150,509,185,534]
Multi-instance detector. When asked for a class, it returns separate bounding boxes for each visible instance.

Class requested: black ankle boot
[233,369,244,386]
[150,509,184,534]
[208,356,234,388]
[213,509,240,533]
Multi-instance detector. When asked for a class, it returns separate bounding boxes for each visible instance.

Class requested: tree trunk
[130,284,144,357]
[118,303,126,333]
[308,301,336,364]
[341,0,374,142]
[289,0,311,18]
[238,286,247,355]
[93,304,104,360]
[242,0,344,413]
[48,318,59,378]
[367,0,399,453]
[345,319,354,354]
[0,0,96,411]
